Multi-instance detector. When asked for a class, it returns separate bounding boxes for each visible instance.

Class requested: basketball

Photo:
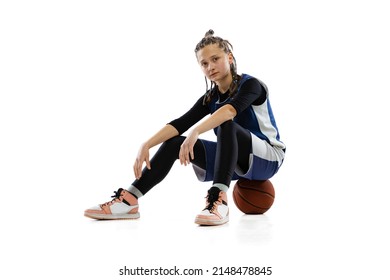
[232,179,275,214]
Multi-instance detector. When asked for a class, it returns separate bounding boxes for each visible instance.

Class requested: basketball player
[84,30,286,226]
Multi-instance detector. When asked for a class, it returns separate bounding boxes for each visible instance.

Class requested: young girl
[84,30,286,226]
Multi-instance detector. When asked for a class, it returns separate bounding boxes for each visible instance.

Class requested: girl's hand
[133,143,151,179]
[179,130,199,166]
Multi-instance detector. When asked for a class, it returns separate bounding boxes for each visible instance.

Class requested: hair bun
[204,29,214,37]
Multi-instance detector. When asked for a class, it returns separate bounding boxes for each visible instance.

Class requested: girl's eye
[201,62,208,67]
[213,57,219,62]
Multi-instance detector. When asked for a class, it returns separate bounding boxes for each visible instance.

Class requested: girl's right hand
[133,143,151,179]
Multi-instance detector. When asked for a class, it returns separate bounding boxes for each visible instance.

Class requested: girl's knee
[217,120,235,136]
[220,120,234,128]
[161,136,185,152]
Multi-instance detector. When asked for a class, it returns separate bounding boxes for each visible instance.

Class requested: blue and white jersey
[208,73,285,151]
[169,73,285,181]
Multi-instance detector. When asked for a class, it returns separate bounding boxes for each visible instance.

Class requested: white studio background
[1,0,389,279]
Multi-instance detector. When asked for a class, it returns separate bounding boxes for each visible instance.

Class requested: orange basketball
[232,179,275,214]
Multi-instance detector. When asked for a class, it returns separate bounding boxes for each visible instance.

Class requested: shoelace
[100,188,124,207]
[204,187,222,212]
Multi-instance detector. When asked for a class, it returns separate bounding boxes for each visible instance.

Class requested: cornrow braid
[195,29,241,105]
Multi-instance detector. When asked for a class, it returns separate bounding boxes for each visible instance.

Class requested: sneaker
[84,188,140,220]
[195,187,229,226]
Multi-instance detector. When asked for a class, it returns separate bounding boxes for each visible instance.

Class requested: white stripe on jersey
[252,99,285,149]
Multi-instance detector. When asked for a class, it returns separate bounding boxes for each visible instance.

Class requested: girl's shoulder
[239,73,268,93]
[240,73,265,83]
[241,73,253,80]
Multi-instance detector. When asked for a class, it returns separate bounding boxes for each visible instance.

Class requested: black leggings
[132,120,251,195]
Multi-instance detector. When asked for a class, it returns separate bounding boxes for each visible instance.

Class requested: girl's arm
[142,124,179,149]
[134,124,179,179]
[134,95,209,178]
[193,104,236,135]
[179,104,236,165]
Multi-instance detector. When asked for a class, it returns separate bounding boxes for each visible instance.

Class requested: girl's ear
[228,52,234,64]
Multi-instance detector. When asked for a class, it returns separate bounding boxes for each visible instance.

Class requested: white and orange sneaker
[84,188,140,220]
[195,187,229,226]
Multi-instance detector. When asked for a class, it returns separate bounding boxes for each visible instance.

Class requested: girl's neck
[216,75,232,94]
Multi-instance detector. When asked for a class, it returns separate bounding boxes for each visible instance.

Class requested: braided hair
[194,30,241,105]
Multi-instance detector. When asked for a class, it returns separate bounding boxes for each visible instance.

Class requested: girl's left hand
[179,130,199,166]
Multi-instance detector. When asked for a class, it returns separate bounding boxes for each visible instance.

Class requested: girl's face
[196,43,233,86]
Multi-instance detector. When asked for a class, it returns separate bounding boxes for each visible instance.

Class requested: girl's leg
[129,136,206,197]
[85,136,206,220]
[195,120,251,226]
[213,120,251,190]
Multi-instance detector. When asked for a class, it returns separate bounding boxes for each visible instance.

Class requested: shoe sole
[84,212,140,220]
[194,216,229,226]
